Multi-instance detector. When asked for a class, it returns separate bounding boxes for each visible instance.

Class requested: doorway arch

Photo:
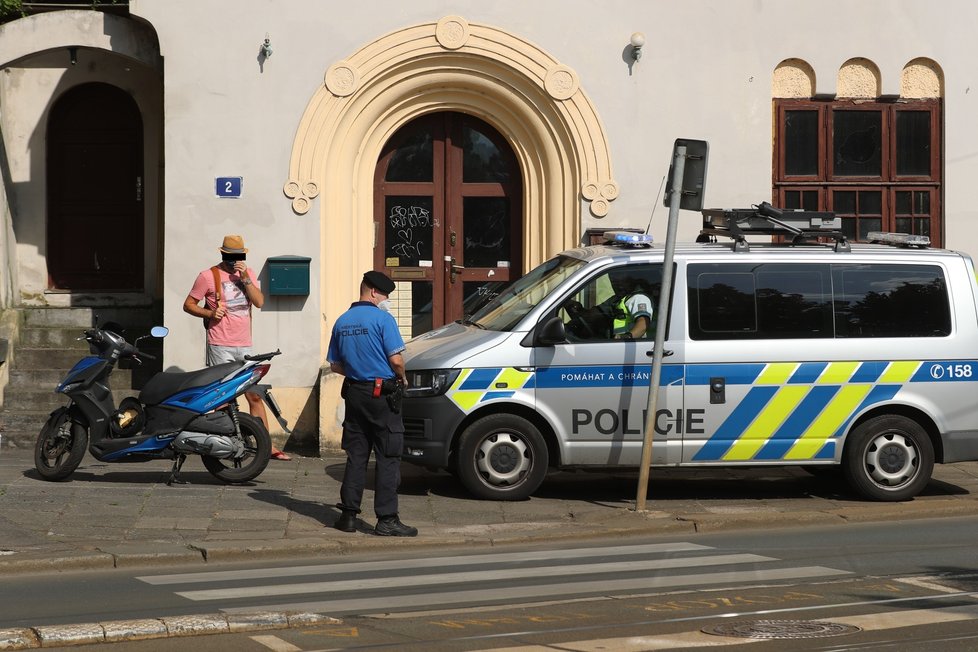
[285,16,619,350]
[47,82,144,290]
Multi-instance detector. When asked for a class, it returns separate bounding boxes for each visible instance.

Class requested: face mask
[377,299,392,312]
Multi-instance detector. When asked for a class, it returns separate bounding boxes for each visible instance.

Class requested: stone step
[0,410,52,442]
[22,307,157,330]
[9,367,134,389]
[12,348,97,371]
[18,327,90,350]
[3,387,139,413]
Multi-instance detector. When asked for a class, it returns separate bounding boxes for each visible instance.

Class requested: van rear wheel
[456,414,548,500]
[843,415,933,501]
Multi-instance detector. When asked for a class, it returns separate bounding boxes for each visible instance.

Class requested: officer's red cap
[363,270,395,295]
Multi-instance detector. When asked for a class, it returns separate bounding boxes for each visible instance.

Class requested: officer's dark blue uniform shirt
[327,302,406,381]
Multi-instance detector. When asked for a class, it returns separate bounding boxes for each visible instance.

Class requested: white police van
[401,203,978,502]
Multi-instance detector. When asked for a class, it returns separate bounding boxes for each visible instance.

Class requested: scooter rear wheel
[34,409,88,481]
[201,413,271,483]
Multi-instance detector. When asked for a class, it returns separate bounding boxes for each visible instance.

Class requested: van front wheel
[843,415,934,501]
[456,414,548,500]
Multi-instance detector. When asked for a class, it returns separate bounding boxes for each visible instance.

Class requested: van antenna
[644,175,666,234]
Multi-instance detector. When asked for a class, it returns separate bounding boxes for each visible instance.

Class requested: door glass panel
[896,111,931,176]
[404,281,432,338]
[463,197,510,268]
[463,126,511,182]
[385,132,433,182]
[834,110,882,176]
[784,110,819,176]
[384,196,434,267]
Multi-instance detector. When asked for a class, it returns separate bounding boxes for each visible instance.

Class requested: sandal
[270,449,291,461]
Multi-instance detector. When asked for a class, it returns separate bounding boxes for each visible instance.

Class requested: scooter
[34,321,288,485]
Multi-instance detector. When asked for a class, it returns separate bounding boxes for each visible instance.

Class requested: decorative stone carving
[325,61,360,97]
[581,179,619,217]
[436,15,470,50]
[284,179,319,215]
[590,198,609,218]
[544,64,579,101]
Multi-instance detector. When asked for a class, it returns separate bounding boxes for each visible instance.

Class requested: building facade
[0,1,972,450]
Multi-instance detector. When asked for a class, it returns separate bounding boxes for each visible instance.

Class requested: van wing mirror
[536,316,567,346]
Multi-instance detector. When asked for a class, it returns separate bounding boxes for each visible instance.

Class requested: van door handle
[645,349,673,357]
[710,377,725,404]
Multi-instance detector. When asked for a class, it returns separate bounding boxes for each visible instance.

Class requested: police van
[400,203,978,502]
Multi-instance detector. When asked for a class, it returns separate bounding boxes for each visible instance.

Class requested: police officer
[327,270,416,537]
[608,271,654,340]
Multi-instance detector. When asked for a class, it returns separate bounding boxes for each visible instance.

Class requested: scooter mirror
[150,326,169,338]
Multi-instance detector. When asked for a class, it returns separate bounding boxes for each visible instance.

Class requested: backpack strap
[211,265,222,305]
[202,266,222,331]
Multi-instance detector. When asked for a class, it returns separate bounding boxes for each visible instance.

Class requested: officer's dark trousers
[338,383,404,518]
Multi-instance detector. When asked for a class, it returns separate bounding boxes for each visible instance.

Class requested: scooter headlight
[404,369,460,397]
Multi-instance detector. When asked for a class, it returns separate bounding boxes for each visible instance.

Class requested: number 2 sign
[215,177,242,198]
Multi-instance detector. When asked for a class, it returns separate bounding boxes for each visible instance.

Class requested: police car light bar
[866,231,931,247]
[603,231,654,246]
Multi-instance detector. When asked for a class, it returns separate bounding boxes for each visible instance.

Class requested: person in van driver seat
[607,270,654,340]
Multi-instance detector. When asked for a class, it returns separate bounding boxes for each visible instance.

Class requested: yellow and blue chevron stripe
[447,367,536,411]
[690,360,925,462]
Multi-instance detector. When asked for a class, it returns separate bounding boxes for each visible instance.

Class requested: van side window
[558,264,662,342]
[834,264,950,337]
[688,262,950,340]
[689,263,832,340]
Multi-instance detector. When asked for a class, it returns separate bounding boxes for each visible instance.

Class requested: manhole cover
[703,619,862,639]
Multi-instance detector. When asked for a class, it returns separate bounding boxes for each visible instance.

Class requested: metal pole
[635,145,686,512]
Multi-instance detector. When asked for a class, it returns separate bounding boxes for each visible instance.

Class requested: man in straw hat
[183,234,290,460]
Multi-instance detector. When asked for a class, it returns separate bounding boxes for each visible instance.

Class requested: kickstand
[166,454,189,486]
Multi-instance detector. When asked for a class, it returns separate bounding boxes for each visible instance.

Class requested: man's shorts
[206,344,252,367]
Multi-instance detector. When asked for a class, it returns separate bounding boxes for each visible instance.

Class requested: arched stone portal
[285,15,618,355]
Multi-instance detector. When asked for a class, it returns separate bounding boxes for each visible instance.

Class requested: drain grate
[703,619,862,640]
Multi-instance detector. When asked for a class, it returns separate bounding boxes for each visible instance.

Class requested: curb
[0,612,338,650]
[4,498,978,576]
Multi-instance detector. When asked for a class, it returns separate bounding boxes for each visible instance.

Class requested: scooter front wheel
[201,413,271,483]
[34,409,88,481]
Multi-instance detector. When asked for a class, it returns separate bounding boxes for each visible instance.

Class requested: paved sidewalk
[2,447,978,647]
[2,447,978,575]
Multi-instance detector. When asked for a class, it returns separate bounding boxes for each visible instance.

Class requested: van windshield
[465,255,586,332]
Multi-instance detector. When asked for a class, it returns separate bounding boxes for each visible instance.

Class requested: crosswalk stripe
[221,566,850,616]
[176,553,775,602]
[138,542,711,585]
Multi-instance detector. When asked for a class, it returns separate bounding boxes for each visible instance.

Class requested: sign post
[635,140,708,511]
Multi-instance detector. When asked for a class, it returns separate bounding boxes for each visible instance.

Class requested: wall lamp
[630,32,645,62]
[260,33,273,58]
[68,47,78,66]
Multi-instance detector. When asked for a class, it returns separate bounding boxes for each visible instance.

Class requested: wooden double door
[374,112,522,336]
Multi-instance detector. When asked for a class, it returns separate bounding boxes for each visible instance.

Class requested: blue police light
[603,231,654,246]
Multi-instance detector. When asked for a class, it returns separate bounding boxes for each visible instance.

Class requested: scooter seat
[139,362,242,405]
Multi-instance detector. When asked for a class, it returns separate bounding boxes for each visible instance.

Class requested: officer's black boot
[374,514,418,537]
[333,509,357,533]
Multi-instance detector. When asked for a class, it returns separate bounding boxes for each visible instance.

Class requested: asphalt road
[9,515,978,651]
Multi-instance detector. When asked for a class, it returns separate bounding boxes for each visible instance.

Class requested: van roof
[564,240,966,264]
